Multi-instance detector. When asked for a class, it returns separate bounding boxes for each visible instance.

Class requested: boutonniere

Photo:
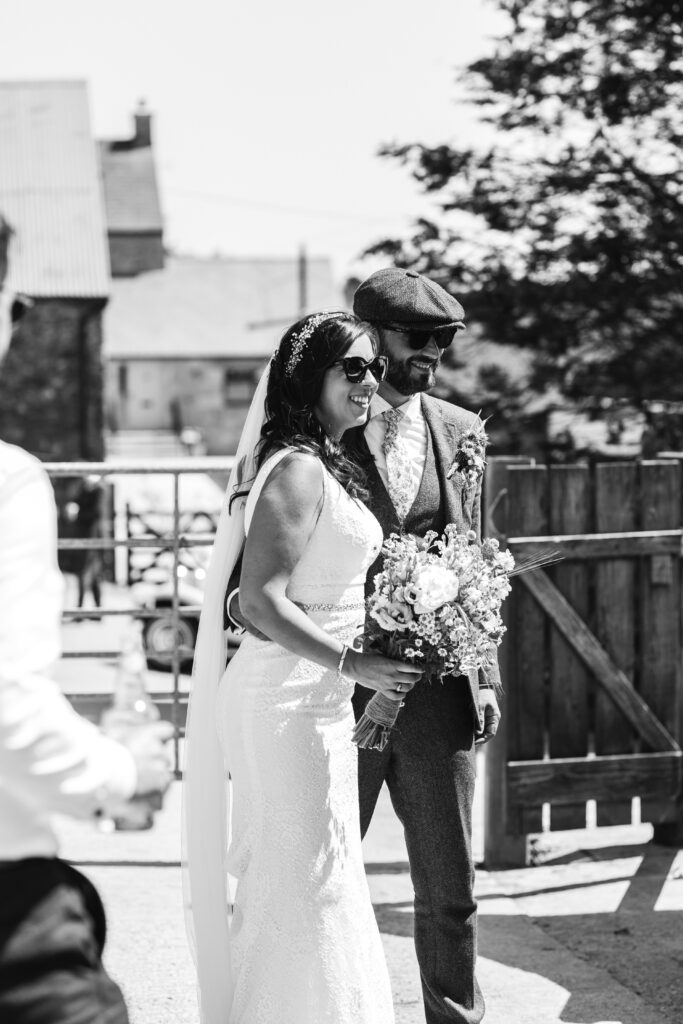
[446,415,489,488]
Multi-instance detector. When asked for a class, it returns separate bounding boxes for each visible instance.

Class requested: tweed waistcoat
[365,425,446,596]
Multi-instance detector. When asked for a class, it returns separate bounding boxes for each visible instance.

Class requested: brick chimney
[133,100,152,148]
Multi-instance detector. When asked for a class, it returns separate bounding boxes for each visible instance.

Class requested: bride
[183,311,422,1024]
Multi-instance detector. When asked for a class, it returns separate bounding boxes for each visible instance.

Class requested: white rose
[410,564,460,615]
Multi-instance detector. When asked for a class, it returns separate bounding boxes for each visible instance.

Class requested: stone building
[0,80,110,460]
[104,253,344,453]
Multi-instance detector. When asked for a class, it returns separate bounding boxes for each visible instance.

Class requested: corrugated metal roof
[104,255,344,359]
[99,142,163,232]
[0,80,110,298]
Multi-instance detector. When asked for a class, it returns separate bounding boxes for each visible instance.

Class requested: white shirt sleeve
[0,448,137,818]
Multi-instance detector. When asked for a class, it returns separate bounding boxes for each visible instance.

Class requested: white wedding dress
[216,450,395,1024]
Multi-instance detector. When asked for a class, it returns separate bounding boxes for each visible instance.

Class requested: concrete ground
[54,774,683,1024]
[54,585,683,1024]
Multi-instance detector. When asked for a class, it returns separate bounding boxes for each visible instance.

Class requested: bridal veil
[181,362,270,1024]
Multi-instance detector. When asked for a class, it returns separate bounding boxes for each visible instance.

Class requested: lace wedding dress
[216,450,394,1024]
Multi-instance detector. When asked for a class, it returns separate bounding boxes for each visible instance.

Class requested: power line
[165,187,402,225]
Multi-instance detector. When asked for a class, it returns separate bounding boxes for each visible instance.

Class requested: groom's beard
[385,352,441,395]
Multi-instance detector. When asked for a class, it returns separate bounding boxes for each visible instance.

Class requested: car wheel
[143,613,196,671]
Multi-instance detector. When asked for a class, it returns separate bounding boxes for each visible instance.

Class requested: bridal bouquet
[352,526,515,751]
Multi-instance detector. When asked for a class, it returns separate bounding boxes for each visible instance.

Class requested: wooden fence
[483,457,683,867]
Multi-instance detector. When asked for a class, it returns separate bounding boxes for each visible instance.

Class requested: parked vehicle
[119,469,239,671]
[132,563,243,671]
[132,571,204,671]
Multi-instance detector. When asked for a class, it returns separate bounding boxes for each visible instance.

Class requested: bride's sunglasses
[379,323,460,351]
[334,355,388,383]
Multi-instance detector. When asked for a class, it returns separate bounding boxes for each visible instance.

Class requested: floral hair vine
[284,312,340,376]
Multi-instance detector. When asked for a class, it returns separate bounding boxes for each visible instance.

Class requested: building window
[118,363,128,399]
[223,367,255,407]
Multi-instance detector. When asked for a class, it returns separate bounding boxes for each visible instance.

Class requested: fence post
[653,454,683,845]
[483,456,533,868]
[125,502,133,586]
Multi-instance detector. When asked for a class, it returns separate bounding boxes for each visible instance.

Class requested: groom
[350,267,501,1024]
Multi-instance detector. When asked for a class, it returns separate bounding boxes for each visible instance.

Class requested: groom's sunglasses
[335,355,388,383]
[379,323,461,351]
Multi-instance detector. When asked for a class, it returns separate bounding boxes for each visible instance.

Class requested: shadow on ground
[374,843,681,1024]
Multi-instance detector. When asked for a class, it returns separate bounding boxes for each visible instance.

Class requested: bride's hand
[343,649,422,702]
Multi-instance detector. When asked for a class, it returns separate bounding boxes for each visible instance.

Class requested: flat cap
[353,268,465,329]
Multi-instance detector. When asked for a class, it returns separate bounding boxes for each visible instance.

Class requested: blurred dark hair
[232,311,378,507]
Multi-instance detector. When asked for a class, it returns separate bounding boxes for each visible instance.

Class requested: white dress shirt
[364,393,427,507]
[0,441,137,860]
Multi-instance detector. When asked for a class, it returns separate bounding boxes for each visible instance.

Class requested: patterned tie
[382,408,413,522]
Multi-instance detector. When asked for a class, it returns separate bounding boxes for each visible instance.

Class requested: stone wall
[0,298,105,461]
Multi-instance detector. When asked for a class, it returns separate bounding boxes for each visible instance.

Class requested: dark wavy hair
[232,311,378,508]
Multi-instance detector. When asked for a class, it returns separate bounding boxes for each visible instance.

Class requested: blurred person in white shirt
[0,284,172,1024]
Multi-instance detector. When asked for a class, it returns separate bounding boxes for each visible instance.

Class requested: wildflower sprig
[447,416,489,487]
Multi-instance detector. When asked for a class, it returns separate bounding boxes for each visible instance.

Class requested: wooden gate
[483,457,683,867]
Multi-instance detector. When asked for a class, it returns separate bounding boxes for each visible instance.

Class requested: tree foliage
[369,0,683,404]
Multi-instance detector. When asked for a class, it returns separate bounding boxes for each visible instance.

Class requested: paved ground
[54,771,683,1024]
[54,586,683,1024]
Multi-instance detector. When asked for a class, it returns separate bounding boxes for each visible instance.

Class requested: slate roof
[0,80,110,298]
[104,254,344,359]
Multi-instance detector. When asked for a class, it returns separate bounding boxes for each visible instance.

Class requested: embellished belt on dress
[299,599,366,612]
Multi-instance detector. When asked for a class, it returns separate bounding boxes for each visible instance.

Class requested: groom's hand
[228,590,269,642]
[475,688,501,745]
[228,589,308,643]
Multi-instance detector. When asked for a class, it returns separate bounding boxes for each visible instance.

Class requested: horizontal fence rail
[46,457,234,773]
[508,529,683,560]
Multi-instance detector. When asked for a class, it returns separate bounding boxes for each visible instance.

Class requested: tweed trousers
[353,674,483,1024]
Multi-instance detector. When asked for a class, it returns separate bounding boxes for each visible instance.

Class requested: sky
[2,0,509,281]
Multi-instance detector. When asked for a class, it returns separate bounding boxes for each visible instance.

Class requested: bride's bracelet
[337,644,350,677]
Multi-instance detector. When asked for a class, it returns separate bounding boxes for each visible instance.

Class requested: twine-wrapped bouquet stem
[352,636,411,751]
